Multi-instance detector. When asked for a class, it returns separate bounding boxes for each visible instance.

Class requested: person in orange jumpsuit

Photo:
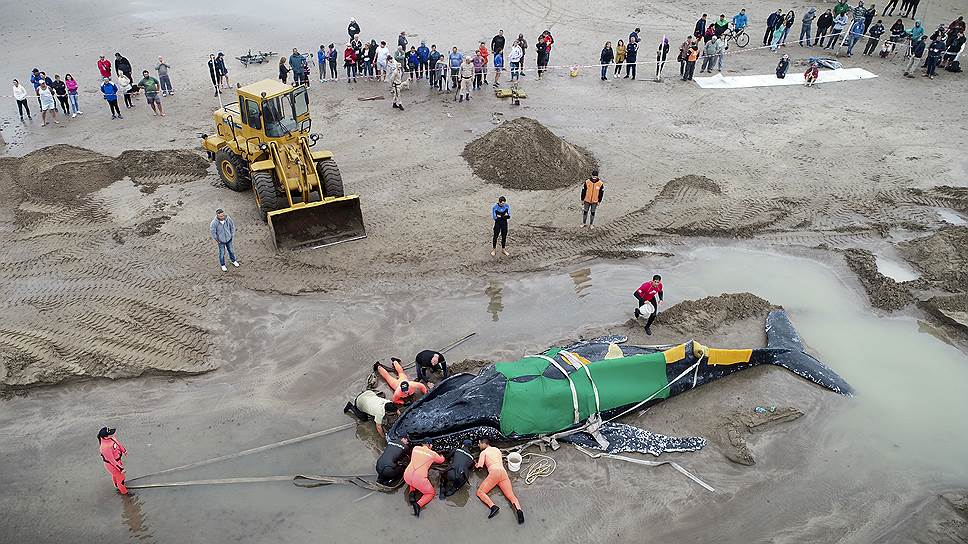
[98,427,128,495]
[475,439,524,524]
[374,358,428,404]
[403,442,445,516]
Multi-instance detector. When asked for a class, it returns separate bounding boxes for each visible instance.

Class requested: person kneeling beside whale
[344,389,400,435]
[439,439,476,498]
[475,439,524,524]
[375,358,429,404]
[404,442,445,516]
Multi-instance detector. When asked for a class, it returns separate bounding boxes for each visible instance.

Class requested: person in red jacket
[375,358,429,403]
[98,427,128,495]
[97,55,112,79]
[343,44,358,82]
[634,274,664,335]
[477,42,490,84]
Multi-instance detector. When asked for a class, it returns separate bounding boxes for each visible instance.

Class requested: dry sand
[1,0,967,541]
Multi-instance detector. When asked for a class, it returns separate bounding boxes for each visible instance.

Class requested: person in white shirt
[508,43,524,81]
[117,73,134,108]
[375,41,391,80]
[13,79,31,121]
[36,80,59,126]
[344,389,400,435]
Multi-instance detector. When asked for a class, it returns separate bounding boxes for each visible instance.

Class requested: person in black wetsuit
[376,435,410,485]
[440,439,476,498]
[415,349,448,383]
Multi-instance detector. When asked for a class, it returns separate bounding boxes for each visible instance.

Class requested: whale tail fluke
[765,310,854,396]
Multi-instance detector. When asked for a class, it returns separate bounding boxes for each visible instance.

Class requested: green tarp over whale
[495,350,671,437]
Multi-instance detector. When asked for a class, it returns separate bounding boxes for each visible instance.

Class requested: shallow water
[937,207,967,225]
[874,254,921,282]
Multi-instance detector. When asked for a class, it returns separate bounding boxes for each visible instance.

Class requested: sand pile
[899,226,968,292]
[656,292,777,335]
[462,117,598,190]
[0,145,209,203]
[117,149,209,180]
[0,145,121,203]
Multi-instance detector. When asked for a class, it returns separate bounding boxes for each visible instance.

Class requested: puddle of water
[875,254,921,282]
[937,207,967,225]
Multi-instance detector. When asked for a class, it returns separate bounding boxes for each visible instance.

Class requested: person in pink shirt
[633,274,664,335]
[375,358,429,404]
[98,427,128,495]
[97,55,112,79]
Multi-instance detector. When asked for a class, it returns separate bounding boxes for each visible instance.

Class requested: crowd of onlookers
[597,3,964,83]
[13,52,173,125]
[273,19,560,97]
[9,7,966,126]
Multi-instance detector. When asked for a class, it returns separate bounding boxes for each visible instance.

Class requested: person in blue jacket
[732,9,749,31]
[318,45,327,81]
[846,18,867,55]
[491,196,510,257]
[417,41,430,79]
[448,47,463,89]
[289,48,306,86]
[101,77,122,119]
[328,44,339,81]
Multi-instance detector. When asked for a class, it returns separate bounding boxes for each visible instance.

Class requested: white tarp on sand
[694,68,877,89]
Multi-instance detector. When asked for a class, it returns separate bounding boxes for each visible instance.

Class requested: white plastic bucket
[506,452,523,472]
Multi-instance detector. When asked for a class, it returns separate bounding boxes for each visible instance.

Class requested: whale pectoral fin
[562,422,706,456]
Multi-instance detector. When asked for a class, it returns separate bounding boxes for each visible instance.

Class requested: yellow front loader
[201,79,365,249]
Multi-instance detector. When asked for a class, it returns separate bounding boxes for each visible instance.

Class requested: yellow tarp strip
[663,344,687,364]
[706,349,753,366]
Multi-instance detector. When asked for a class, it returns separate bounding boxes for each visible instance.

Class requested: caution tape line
[1,29,877,100]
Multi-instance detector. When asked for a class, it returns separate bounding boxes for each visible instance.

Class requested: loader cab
[236,80,310,142]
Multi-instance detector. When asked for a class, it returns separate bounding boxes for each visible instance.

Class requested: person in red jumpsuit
[403,442,445,516]
[475,439,525,524]
[374,358,429,404]
[98,427,128,495]
[634,274,664,335]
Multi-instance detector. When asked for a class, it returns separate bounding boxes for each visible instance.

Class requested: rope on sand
[126,473,399,493]
[573,445,715,492]
[126,422,356,483]
[520,452,557,485]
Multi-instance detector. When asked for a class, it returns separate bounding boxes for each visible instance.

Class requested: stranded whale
[382,310,852,462]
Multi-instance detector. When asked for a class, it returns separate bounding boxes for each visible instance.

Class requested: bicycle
[724,25,750,50]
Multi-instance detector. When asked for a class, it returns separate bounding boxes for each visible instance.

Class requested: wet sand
[4,249,968,543]
[2,0,968,541]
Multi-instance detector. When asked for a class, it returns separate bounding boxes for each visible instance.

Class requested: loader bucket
[267,196,366,250]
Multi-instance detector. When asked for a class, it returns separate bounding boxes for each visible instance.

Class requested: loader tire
[252,171,285,222]
[216,148,251,191]
[316,159,345,198]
